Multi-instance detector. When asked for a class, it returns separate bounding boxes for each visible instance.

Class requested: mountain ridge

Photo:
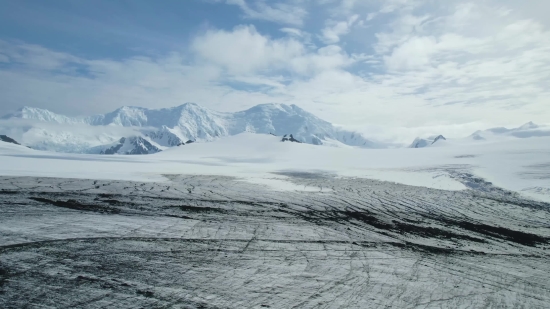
[2,103,381,153]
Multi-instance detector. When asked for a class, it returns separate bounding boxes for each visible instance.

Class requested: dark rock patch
[136,289,154,298]
[281,134,302,143]
[440,218,548,247]
[0,190,19,195]
[179,205,226,213]
[29,197,121,214]
[0,135,20,145]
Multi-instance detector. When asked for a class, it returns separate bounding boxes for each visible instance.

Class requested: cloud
[365,1,550,125]
[192,25,359,78]
[280,27,303,37]
[0,40,80,70]
[192,25,304,75]
[223,0,307,26]
[321,14,360,44]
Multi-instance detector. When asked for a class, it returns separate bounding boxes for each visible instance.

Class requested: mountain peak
[518,121,538,130]
[244,103,289,112]
[174,102,211,112]
[8,106,49,116]
[2,106,80,124]
[115,105,144,111]
[409,135,446,148]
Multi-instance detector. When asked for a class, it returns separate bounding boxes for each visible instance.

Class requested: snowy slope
[2,103,380,153]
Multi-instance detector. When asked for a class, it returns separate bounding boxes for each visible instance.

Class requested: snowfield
[0,133,549,202]
[1,133,550,308]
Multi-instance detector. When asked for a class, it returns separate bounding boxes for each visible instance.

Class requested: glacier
[0,173,549,308]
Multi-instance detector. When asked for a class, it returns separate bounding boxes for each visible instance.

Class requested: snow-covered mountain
[407,121,549,149]
[1,103,381,154]
[409,135,446,148]
[469,121,550,140]
[91,137,162,155]
[3,107,88,124]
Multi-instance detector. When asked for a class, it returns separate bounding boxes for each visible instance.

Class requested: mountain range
[1,103,547,154]
[409,121,548,148]
[1,103,380,154]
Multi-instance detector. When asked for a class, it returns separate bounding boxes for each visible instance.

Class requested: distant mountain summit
[469,121,549,140]
[409,135,446,148]
[2,107,81,124]
[517,121,539,130]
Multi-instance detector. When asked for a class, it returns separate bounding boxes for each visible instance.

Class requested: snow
[1,133,549,201]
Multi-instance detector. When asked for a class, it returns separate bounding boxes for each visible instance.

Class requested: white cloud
[223,0,307,26]
[191,25,358,77]
[358,1,550,129]
[280,27,303,37]
[321,14,360,44]
[192,25,305,75]
[0,40,80,70]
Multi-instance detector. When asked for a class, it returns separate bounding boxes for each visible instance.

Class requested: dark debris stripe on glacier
[0,174,549,309]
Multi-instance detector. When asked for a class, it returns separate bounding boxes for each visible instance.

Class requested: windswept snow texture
[2,103,379,152]
[0,175,549,308]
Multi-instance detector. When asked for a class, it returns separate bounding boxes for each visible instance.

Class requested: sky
[0,0,549,134]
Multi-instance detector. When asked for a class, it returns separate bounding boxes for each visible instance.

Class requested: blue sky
[0,0,549,132]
